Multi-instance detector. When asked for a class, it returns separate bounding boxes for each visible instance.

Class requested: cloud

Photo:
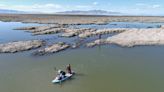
[114,3,163,15]
[75,5,91,8]
[0,3,63,13]
[93,2,98,5]
[136,3,161,9]
[0,2,162,15]
[0,3,96,13]
[152,4,161,8]
[136,3,146,6]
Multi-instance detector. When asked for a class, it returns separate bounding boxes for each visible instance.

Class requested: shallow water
[1,22,164,92]
[0,21,44,43]
[72,22,164,29]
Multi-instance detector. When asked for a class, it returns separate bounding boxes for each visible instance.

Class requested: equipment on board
[52,71,75,83]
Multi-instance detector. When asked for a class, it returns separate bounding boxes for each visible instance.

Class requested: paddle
[54,67,57,71]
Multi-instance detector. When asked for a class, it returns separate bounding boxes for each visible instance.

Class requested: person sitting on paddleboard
[66,64,72,74]
[57,70,66,80]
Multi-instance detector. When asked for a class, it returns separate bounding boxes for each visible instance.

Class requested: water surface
[0,22,164,92]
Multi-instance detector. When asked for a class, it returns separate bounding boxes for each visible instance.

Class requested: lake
[0,21,164,92]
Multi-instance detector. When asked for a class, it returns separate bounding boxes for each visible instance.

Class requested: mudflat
[1,14,164,24]
[1,14,164,55]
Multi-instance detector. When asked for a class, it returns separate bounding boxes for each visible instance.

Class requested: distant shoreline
[0,14,164,25]
[0,13,164,17]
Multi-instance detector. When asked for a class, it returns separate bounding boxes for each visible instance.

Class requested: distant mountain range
[0,9,25,14]
[0,9,122,15]
[56,10,122,15]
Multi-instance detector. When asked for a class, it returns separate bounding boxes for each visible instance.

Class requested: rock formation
[34,42,70,55]
[0,40,44,53]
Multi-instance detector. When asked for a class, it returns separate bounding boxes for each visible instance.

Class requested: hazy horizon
[0,0,163,15]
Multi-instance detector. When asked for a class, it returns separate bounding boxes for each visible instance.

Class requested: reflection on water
[0,22,164,92]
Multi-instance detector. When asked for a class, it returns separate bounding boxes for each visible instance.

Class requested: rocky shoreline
[79,28,127,38]
[2,24,164,55]
[107,28,164,47]
[86,28,164,47]
[1,14,164,55]
[34,42,70,55]
[0,40,44,53]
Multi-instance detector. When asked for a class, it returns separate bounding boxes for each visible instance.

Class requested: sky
[0,0,163,15]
